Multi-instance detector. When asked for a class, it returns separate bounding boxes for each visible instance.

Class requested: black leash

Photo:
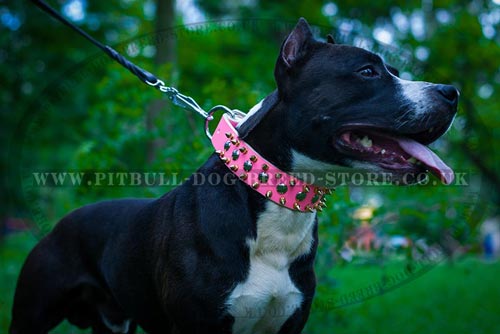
[31,0,211,119]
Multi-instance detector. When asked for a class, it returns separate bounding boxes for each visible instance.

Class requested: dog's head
[239,18,458,185]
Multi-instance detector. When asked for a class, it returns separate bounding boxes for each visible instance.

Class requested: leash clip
[146,78,247,140]
[147,79,212,120]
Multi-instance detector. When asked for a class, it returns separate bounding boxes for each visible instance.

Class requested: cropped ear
[326,34,336,44]
[280,18,314,68]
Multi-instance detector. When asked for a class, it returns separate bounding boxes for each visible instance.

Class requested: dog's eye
[357,66,378,78]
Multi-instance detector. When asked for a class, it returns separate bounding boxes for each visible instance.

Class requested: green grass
[2,233,500,334]
[306,258,500,334]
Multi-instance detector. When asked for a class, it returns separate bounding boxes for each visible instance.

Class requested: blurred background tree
[1,0,499,333]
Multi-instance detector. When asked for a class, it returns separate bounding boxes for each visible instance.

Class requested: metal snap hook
[205,106,246,139]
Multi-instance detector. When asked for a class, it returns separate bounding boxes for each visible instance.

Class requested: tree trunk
[147,0,176,163]
[155,0,177,66]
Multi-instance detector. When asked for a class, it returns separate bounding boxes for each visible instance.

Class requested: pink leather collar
[211,114,329,213]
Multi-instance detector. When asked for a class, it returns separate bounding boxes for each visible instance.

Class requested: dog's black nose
[437,84,459,107]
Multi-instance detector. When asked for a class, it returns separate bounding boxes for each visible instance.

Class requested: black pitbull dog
[10,18,458,334]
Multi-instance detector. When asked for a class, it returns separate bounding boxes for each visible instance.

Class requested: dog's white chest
[226,203,316,334]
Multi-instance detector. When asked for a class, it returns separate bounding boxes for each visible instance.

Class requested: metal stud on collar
[211,113,334,213]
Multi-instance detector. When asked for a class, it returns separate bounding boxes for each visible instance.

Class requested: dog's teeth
[408,157,417,164]
[360,136,372,148]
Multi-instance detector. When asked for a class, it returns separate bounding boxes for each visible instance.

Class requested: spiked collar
[211,114,329,213]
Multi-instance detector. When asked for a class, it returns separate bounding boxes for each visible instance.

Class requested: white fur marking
[227,202,316,334]
[291,149,354,185]
[100,315,131,334]
[397,78,431,115]
[291,149,343,173]
[292,150,387,186]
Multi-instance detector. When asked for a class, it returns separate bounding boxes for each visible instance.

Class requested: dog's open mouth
[336,128,454,185]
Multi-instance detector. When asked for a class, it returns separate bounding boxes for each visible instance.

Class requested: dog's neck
[210,93,328,213]
[238,91,294,172]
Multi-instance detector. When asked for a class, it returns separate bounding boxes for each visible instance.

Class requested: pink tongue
[397,137,454,184]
